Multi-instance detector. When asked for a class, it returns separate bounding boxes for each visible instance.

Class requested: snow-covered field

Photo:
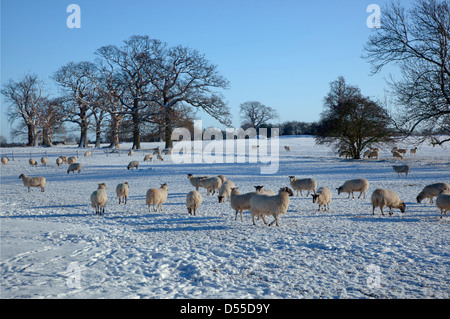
[1,136,449,299]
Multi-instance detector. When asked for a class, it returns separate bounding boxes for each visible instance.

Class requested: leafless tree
[1,73,47,146]
[53,61,100,148]
[40,97,66,147]
[239,101,279,129]
[364,0,450,145]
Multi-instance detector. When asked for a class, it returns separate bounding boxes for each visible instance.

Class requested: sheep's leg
[28,187,30,193]
[268,215,279,227]
[240,210,243,221]
[389,207,393,215]
[260,215,267,225]
[372,206,376,215]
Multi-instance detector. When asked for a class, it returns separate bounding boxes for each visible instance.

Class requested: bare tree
[145,44,231,148]
[315,77,395,159]
[53,61,99,148]
[95,36,165,149]
[364,0,450,145]
[239,101,279,129]
[1,73,47,146]
[40,97,66,147]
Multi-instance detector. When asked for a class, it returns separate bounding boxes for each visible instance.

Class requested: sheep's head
[218,195,225,203]
[280,187,294,196]
[161,183,168,190]
[187,174,193,179]
[254,186,264,192]
[98,183,107,190]
[312,193,320,203]
[399,202,406,214]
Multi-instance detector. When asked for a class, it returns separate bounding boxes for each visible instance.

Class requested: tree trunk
[27,124,34,147]
[109,114,120,148]
[78,117,88,148]
[95,121,102,148]
[164,108,174,149]
[42,126,51,147]
[132,108,141,150]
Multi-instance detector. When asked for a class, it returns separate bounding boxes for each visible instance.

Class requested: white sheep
[367,150,379,159]
[392,150,403,160]
[254,185,275,195]
[337,178,370,199]
[157,154,164,161]
[410,147,417,156]
[143,154,153,162]
[416,182,450,204]
[187,174,209,191]
[218,180,236,203]
[186,190,203,216]
[40,157,47,166]
[56,157,63,166]
[146,183,169,212]
[67,156,77,165]
[127,161,139,170]
[91,183,107,215]
[250,187,294,227]
[67,163,82,174]
[436,190,450,218]
[29,158,38,167]
[19,174,46,192]
[312,186,332,211]
[116,182,129,204]
[128,149,134,156]
[59,156,68,163]
[371,188,406,216]
[392,165,410,177]
[199,176,223,196]
[217,175,227,183]
[2,157,8,166]
[84,151,92,157]
[230,187,257,221]
[153,147,161,155]
[288,176,316,196]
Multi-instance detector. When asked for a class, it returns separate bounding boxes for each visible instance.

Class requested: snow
[1,136,449,299]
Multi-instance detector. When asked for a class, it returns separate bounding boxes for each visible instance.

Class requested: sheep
[162,148,173,155]
[59,155,68,163]
[153,147,161,155]
[416,182,450,204]
[143,154,153,162]
[217,175,227,183]
[199,176,223,196]
[250,187,294,227]
[84,151,92,157]
[397,148,408,156]
[67,156,77,165]
[187,174,209,191]
[1,157,8,166]
[436,190,450,218]
[146,183,169,212]
[339,150,351,159]
[371,188,406,216]
[29,158,38,167]
[19,174,46,192]
[312,186,332,211]
[56,157,63,166]
[392,150,403,160]
[410,147,417,156]
[254,185,275,195]
[392,165,410,177]
[127,161,139,170]
[116,182,129,204]
[157,154,164,161]
[186,190,203,216]
[218,180,236,203]
[284,146,291,152]
[230,187,257,221]
[128,149,134,156]
[40,157,47,166]
[67,163,82,174]
[367,150,379,159]
[337,178,370,199]
[288,176,316,196]
[91,183,107,215]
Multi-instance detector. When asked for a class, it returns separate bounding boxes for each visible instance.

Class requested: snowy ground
[0,136,449,299]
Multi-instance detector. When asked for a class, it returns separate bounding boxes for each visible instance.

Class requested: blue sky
[1,0,411,142]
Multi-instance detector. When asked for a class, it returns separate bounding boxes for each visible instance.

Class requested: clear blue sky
[1,0,412,142]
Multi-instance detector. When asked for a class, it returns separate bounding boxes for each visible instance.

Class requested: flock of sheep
[4,144,450,226]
